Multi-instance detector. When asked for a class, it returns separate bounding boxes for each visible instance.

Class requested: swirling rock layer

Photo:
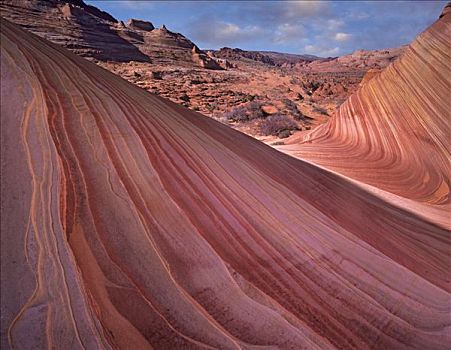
[1,12,450,350]
[283,9,451,208]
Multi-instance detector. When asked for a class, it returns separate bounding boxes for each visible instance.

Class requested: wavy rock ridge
[284,9,450,209]
[1,12,450,350]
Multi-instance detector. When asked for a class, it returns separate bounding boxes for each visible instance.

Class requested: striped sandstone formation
[281,5,450,209]
[1,7,450,350]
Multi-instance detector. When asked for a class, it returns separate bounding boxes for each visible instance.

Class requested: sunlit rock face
[1,7,450,350]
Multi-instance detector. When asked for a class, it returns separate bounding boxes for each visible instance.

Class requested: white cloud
[283,1,330,18]
[105,1,155,10]
[189,19,265,46]
[273,23,305,43]
[218,22,240,36]
[325,19,345,31]
[346,11,370,20]
[304,44,340,57]
[215,22,264,41]
[334,32,352,42]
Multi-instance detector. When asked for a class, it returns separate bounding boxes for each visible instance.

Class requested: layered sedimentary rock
[0,0,223,69]
[192,45,222,70]
[0,0,150,62]
[126,18,155,32]
[283,7,451,211]
[302,46,405,73]
[1,11,450,350]
[211,47,322,66]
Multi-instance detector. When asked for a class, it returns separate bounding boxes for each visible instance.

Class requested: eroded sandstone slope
[1,10,450,350]
[281,5,451,209]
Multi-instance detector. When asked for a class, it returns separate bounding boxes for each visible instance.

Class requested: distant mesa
[215,47,276,65]
[212,47,324,66]
[337,46,406,69]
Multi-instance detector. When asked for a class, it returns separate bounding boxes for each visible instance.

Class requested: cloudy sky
[86,1,446,57]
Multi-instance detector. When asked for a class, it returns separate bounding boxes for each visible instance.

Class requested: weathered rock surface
[212,47,322,66]
[0,0,150,62]
[281,7,450,209]
[192,45,222,70]
[302,46,405,73]
[213,47,277,65]
[1,10,450,350]
[0,0,223,69]
[126,18,154,31]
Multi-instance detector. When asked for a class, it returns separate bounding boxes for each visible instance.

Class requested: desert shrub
[278,130,291,138]
[247,101,264,119]
[180,93,190,102]
[150,71,162,80]
[206,103,217,112]
[223,101,264,122]
[260,114,298,136]
[313,106,329,115]
[311,81,320,92]
[271,141,285,146]
[240,94,255,103]
[223,106,248,122]
[283,99,304,121]
[293,113,306,121]
[283,99,296,109]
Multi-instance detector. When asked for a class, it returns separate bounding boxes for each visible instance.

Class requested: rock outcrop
[336,46,406,69]
[214,47,276,65]
[191,45,222,70]
[126,18,154,31]
[0,0,221,69]
[304,47,405,73]
[212,47,322,66]
[0,0,150,62]
[283,7,450,209]
[1,8,450,349]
